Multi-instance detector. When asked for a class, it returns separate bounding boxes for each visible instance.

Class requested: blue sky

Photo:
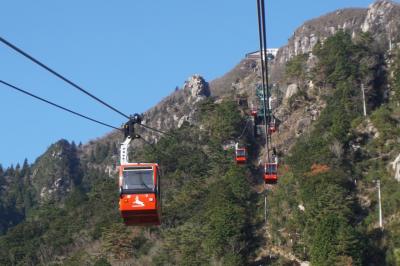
[0,0,377,167]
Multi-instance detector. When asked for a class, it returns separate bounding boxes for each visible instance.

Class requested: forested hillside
[267,31,400,265]
[0,99,262,265]
[1,1,400,265]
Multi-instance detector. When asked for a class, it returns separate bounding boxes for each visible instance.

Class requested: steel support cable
[0,79,122,131]
[256,0,267,95]
[261,0,273,164]
[238,118,251,140]
[0,37,172,137]
[261,0,270,98]
[256,0,271,164]
[260,0,272,119]
[256,0,268,138]
[0,36,130,120]
[137,123,172,137]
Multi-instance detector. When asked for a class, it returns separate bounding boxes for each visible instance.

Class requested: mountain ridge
[1,1,400,265]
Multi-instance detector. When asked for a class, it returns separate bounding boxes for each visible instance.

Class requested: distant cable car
[268,121,277,134]
[268,117,280,134]
[235,147,248,164]
[119,163,161,226]
[264,162,278,184]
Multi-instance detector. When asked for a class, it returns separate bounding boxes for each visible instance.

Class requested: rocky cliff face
[276,8,366,64]
[142,74,210,135]
[81,74,213,168]
[77,1,400,175]
[31,140,81,203]
[85,1,400,172]
[31,0,399,189]
[362,0,400,40]
[275,0,400,66]
[29,11,396,258]
[2,2,400,264]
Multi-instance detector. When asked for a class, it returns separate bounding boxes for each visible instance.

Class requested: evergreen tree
[20,158,30,177]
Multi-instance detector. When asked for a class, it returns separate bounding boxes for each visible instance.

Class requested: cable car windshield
[122,169,154,191]
[236,149,246,156]
[265,164,277,173]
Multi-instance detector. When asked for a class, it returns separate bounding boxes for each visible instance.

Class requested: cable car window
[236,149,246,156]
[265,164,277,173]
[123,169,154,191]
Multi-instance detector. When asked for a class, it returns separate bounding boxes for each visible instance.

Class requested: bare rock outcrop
[392,153,400,182]
[272,0,400,70]
[283,84,299,104]
[139,74,211,142]
[274,8,367,65]
[356,118,380,139]
[184,74,210,103]
[30,140,80,203]
[362,0,400,34]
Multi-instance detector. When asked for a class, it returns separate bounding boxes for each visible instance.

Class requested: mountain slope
[1,1,400,265]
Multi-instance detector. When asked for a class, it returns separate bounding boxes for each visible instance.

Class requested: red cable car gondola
[235,147,248,164]
[268,117,278,134]
[268,123,276,134]
[264,162,278,184]
[119,163,161,226]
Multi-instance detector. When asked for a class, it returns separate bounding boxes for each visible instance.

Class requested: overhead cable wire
[0,36,130,119]
[238,118,251,140]
[0,36,171,138]
[257,0,272,164]
[138,123,172,137]
[260,0,273,149]
[256,0,269,142]
[261,0,270,96]
[256,0,267,92]
[0,79,122,131]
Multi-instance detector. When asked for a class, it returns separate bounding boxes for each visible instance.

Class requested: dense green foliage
[1,30,400,266]
[140,100,255,265]
[0,160,34,235]
[390,48,400,104]
[268,31,400,265]
[285,53,309,86]
[0,100,257,265]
